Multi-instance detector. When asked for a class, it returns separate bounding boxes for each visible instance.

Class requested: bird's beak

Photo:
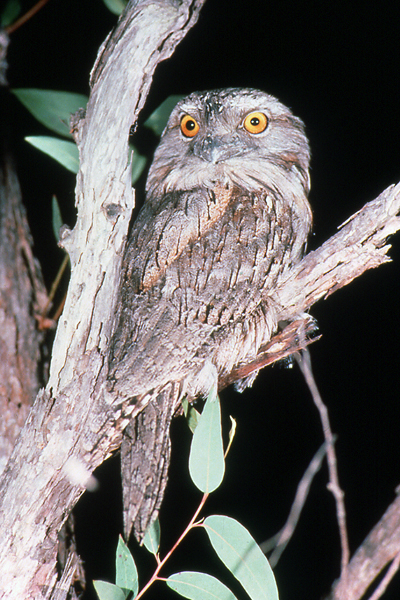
[193,134,241,164]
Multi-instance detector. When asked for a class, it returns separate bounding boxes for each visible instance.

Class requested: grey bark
[0,153,46,475]
[0,0,399,598]
[327,490,400,600]
[220,182,400,387]
[0,1,206,598]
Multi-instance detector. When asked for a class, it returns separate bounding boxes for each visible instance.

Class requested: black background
[4,0,400,598]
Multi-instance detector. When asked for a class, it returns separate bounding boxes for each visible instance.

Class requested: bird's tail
[120,381,180,542]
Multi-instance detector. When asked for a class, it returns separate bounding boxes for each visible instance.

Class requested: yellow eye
[180,114,200,138]
[243,112,268,134]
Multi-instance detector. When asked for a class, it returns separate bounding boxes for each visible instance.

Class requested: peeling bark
[0,1,206,598]
[0,0,399,597]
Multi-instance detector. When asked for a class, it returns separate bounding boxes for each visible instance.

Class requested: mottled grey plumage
[108,88,312,540]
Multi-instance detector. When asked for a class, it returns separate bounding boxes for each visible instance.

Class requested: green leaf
[143,95,184,136]
[102,0,127,15]
[1,0,21,27]
[188,392,225,493]
[25,136,79,173]
[51,196,63,242]
[143,517,161,555]
[203,515,279,600]
[131,148,147,185]
[93,580,126,600]
[167,571,238,600]
[115,536,138,596]
[13,89,88,138]
[182,397,201,433]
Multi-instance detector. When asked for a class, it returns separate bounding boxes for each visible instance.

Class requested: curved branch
[222,182,400,387]
[327,491,400,600]
[277,182,400,318]
[0,2,205,598]
[0,0,399,596]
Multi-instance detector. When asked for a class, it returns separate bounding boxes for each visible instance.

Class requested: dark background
[4,0,400,598]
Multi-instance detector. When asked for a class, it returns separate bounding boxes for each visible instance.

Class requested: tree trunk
[0,0,399,597]
[0,1,206,597]
[0,152,46,475]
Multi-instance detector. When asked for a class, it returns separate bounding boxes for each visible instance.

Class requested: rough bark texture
[326,490,400,600]
[0,0,399,597]
[225,182,400,386]
[0,153,46,475]
[0,1,206,598]
[275,183,400,319]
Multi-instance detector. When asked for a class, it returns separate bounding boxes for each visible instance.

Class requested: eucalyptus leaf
[102,0,127,15]
[1,0,21,27]
[186,405,201,433]
[93,580,126,600]
[143,95,184,136]
[13,89,88,138]
[167,571,237,600]
[131,149,147,185]
[25,136,79,173]
[203,515,279,600]
[142,517,161,555]
[115,536,138,596]
[182,397,201,433]
[51,196,63,242]
[188,392,224,493]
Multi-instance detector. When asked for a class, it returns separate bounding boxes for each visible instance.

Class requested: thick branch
[221,182,400,387]
[0,0,399,596]
[0,154,46,474]
[276,182,400,319]
[326,490,400,600]
[0,2,205,598]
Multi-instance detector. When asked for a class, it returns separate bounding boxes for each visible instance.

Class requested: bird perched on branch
[108,88,312,541]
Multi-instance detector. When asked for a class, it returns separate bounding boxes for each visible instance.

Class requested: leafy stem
[134,493,209,599]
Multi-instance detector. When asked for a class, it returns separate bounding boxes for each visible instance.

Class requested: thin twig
[36,254,69,330]
[295,349,350,579]
[5,0,52,35]
[261,441,328,566]
[134,493,209,600]
[42,254,69,317]
[219,316,319,390]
